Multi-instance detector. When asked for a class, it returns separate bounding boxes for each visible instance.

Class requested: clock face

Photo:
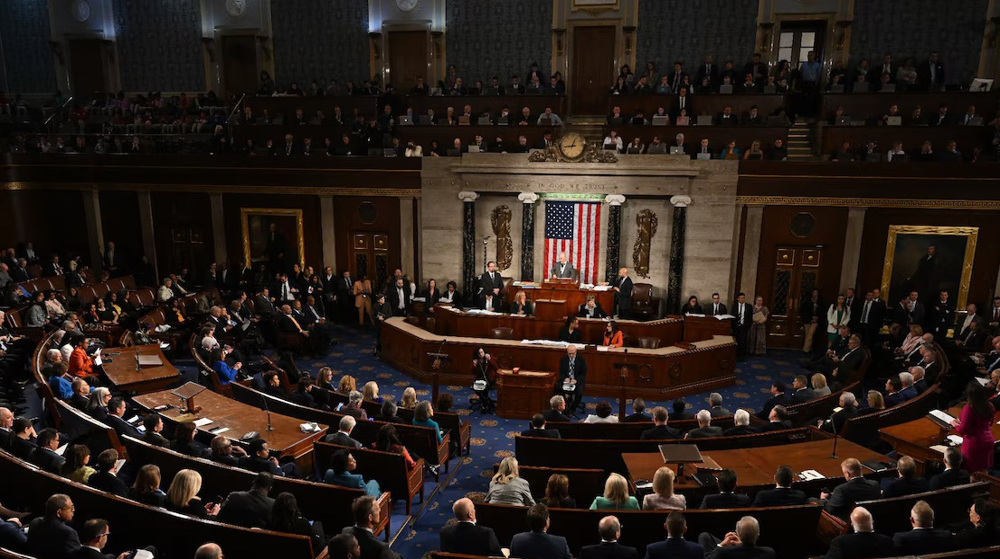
[396,0,419,12]
[557,132,587,161]
[71,0,91,23]
[225,0,248,18]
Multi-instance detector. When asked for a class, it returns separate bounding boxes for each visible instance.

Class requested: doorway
[776,21,826,73]
[387,31,428,92]
[221,35,259,96]
[570,26,616,115]
[350,232,391,290]
[767,246,825,348]
[68,39,108,100]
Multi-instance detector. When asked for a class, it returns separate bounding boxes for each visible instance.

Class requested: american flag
[544,201,602,284]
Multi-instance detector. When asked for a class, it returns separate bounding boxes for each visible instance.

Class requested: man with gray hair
[685,410,722,439]
[897,371,918,402]
[543,394,571,423]
[579,515,638,559]
[343,390,368,420]
[324,415,362,448]
[707,393,731,417]
[823,507,894,559]
[0,407,12,451]
[724,409,753,436]
[818,392,858,434]
[892,500,953,555]
[699,515,775,558]
[440,498,502,556]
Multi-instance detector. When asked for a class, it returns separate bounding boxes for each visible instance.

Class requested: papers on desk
[686,313,706,317]
[948,435,964,446]
[193,417,214,427]
[976,377,990,386]
[465,309,501,316]
[138,355,163,367]
[797,469,825,481]
[596,346,610,352]
[300,422,321,433]
[714,314,735,321]
[411,297,426,303]
[590,285,612,291]
[929,409,956,425]
[930,445,950,454]
[93,348,102,367]
[208,426,230,435]
[521,340,587,349]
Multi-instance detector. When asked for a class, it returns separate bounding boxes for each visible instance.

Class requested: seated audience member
[324,415,364,448]
[171,421,209,458]
[373,399,404,424]
[341,390,368,419]
[543,395,572,423]
[439,498,502,556]
[819,458,881,520]
[883,455,929,498]
[643,467,686,510]
[622,398,650,422]
[603,321,624,348]
[954,498,1000,549]
[578,295,607,318]
[343,496,401,559]
[69,379,90,410]
[270,492,324,552]
[707,392,731,417]
[217,472,275,529]
[241,438,295,477]
[210,435,248,466]
[752,465,808,506]
[400,387,417,409]
[724,409,754,436]
[194,543,224,559]
[166,469,220,518]
[929,447,971,489]
[822,506,894,559]
[892,500,954,555]
[539,474,576,508]
[590,473,639,510]
[584,401,619,424]
[10,418,37,461]
[487,456,534,505]
[27,494,81,559]
[558,316,582,343]
[698,515,775,559]
[141,414,169,447]
[510,504,572,559]
[289,376,317,408]
[86,387,111,421]
[413,400,444,444]
[818,392,859,434]
[522,413,560,438]
[87,449,128,497]
[811,373,831,397]
[646,511,703,559]
[671,398,694,420]
[579,516,638,559]
[758,381,788,420]
[32,428,65,475]
[859,390,886,416]
[789,374,816,404]
[210,347,242,385]
[755,405,792,432]
[641,406,681,440]
[685,410,722,438]
[105,396,141,439]
[129,464,167,507]
[325,450,380,497]
[700,469,751,509]
[66,444,95,483]
[373,424,418,471]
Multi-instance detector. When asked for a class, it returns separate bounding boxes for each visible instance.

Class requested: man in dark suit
[856,289,887,346]
[27,494,80,559]
[704,293,728,316]
[87,449,128,497]
[706,393,731,417]
[479,261,504,301]
[579,516,637,559]
[916,51,945,90]
[509,504,572,559]
[700,470,751,509]
[789,375,816,405]
[542,395,572,423]
[343,496,401,559]
[696,55,719,92]
[929,447,971,490]
[723,410,755,436]
[32,428,65,475]
[956,316,988,352]
[622,398,651,422]
[558,345,587,414]
[74,518,120,559]
[753,406,792,433]
[640,406,682,440]
[927,290,954,340]
[901,291,925,326]
[613,268,633,319]
[140,414,170,447]
[830,335,864,390]
[439,498,502,556]
[818,392,859,435]
[217,472,275,529]
[753,465,808,506]
[883,456,929,498]
[820,459,882,520]
[892,500,954,555]
[700,515,776,559]
[731,293,752,360]
[386,277,411,317]
[822,507,894,559]
[757,381,789,420]
[521,414,561,438]
[646,511,704,559]
[479,292,501,312]
[323,416,363,448]
[685,410,723,439]
[104,397,141,440]
[670,398,695,421]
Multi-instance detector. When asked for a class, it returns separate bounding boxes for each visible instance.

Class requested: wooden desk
[680,315,735,343]
[101,345,181,394]
[606,94,790,120]
[879,406,1000,475]
[133,388,328,466]
[504,282,615,318]
[496,370,557,419]
[622,439,889,491]
[382,317,736,400]
[602,125,789,154]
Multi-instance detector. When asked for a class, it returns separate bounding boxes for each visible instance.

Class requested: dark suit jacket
[752,486,808,506]
[929,467,970,490]
[277,313,303,334]
[723,426,755,436]
[88,471,128,497]
[614,276,633,311]
[33,446,66,475]
[542,409,571,423]
[27,517,81,559]
[579,541,638,559]
[825,477,882,519]
[559,355,587,390]
[757,394,789,419]
[822,531,894,559]
[510,530,572,559]
[892,528,954,555]
[217,489,275,529]
[716,546,776,559]
[622,412,651,423]
[640,425,682,440]
[754,420,792,432]
[106,414,142,439]
[731,302,753,331]
[578,303,608,319]
[704,302,728,316]
[700,492,751,509]
[343,525,402,559]
[520,428,560,438]
[479,272,504,297]
[323,431,363,448]
[686,425,723,438]
[883,476,929,498]
[387,285,412,316]
[789,388,816,404]
[72,546,116,559]
[832,347,864,383]
[439,521,502,556]
[645,537,703,559]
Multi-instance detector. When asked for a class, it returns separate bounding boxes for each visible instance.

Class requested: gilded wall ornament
[632,209,658,278]
[490,205,514,271]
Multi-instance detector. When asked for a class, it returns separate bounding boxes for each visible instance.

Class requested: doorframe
[566,20,624,115]
[63,32,120,97]
[765,14,838,86]
[213,29,262,97]
[380,23,432,93]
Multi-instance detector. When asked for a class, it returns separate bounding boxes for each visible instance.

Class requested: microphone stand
[828,411,839,458]
[262,390,273,432]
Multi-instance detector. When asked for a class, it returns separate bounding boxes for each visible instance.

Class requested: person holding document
[950,381,995,472]
[549,253,577,280]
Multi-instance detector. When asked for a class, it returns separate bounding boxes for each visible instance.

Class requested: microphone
[135,350,140,371]
[261,390,273,432]
[828,411,839,458]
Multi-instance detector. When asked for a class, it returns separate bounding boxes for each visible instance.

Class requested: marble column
[209,194,227,266]
[839,207,867,291]
[738,206,764,300]
[458,191,479,299]
[320,196,337,270]
[82,190,104,270]
[667,196,692,314]
[518,192,539,281]
[604,194,626,284]
[399,196,415,275]
[137,191,158,280]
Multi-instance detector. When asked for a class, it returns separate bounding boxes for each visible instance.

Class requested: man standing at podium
[549,253,577,280]
[559,345,587,414]
[480,261,504,300]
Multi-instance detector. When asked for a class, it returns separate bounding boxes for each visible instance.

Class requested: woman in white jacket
[826,294,851,347]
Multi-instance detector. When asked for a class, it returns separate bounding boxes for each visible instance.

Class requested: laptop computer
[880,84,896,93]
[853,82,870,93]
[828,84,845,93]
[696,115,713,126]
[835,116,851,126]
[383,148,398,157]
[417,115,433,125]
[669,146,684,155]
[458,115,471,125]
[719,84,734,94]
[446,149,462,157]
[886,116,902,126]
[651,115,668,126]
[696,153,711,160]
[397,115,412,125]
[477,116,492,125]
[467,145,481,153]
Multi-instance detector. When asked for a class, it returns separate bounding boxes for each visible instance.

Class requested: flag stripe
[543,201,601,284]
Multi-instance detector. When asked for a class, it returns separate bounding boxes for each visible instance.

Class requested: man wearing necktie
[480,261,503,299]
[388,278,410,317]
[732,292,752,360]
[549,253,577,280]
[703,292,727,316]
[558,345,587,414]
[989,297,1000,334]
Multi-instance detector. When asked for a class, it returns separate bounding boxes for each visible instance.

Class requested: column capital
[458,191,479,202]
[670,195,693,208]
[517,192,539,204]
[604,194,626,206]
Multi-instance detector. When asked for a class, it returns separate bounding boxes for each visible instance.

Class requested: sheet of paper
[209,427,230,435]
[55,443,68,456]
[976,377,990,386]
[947,434,964,445]
[715,314,735,320]
[930,445,950,454]
[114,458,126,472]
[798,469,825,480]
[929,409,956,424]
[193,417,214,427]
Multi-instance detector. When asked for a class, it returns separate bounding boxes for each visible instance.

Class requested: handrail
[43,96,74,126]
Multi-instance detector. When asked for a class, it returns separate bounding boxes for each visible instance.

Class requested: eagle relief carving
[632,209,658,278]
[491,205,513,271]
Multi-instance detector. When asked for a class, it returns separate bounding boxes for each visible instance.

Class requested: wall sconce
[369,32,383,59]
[835,20,852,50]
[201,37,216,63]
[101,40,115,64]
[622,26,636,56]
[990,16,1000,48]
[431,31,443,60]
[553,28,566,57]
[757,22,774,54]
[49,41,65,66]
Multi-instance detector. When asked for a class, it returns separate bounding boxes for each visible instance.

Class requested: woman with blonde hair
[589,473,639,510]
[362,381,379,401]
[899,325,924,356]
[165,469,219,518]
[338,375,356,394]
[811,373,831,397]
[860,390,886,415]
[400,387,417,409]
[485,456,534,505]
[642,467,686,510]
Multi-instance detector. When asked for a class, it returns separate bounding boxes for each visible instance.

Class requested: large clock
[225,0,248,18]
[71,0,91,23]
[395,0,419,12]
[557,132,587,162]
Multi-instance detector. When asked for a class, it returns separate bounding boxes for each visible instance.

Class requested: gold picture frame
[880,225,978,310]
[240,208,305,269]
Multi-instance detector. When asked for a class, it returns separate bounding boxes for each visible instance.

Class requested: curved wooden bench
[841,383,941,449]
[314,440,424,515]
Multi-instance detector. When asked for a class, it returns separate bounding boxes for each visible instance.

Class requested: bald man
[580,516,638,559]
[559,344,588,414]
[439,498,501,556]
[821,507,894,559]
[550,253,577,280]
[0,407,12,451]
[194,543,223,559]
[613,268,633,319]
[820,459,881,520]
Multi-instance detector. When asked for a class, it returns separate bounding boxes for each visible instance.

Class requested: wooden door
[387,31,428,92]
[351,232,390,290]
[68,39,107,99]
[777,21,826,73]
[570,26,616,115]
[767,246,824,347]
[222,35,259,96]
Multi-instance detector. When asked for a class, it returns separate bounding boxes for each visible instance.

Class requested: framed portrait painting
[240,208,305,270]
[880,225,978,309]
